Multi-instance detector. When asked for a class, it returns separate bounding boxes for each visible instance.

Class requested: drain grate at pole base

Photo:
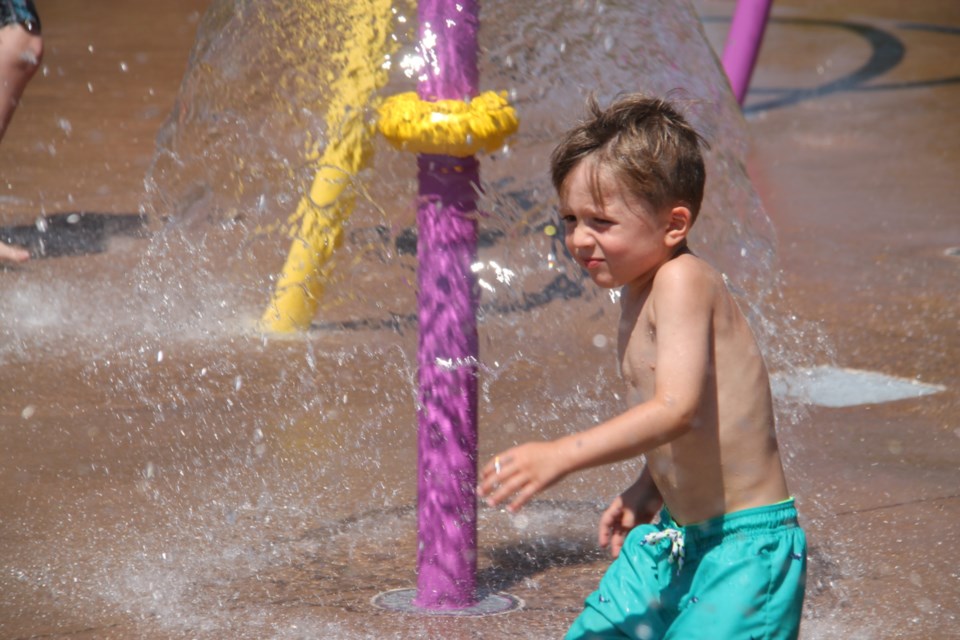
[372,588,523,616]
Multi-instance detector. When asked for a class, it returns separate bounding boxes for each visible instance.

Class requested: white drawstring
[643,528,685,571]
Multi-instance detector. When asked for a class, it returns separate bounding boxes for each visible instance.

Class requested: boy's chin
[589,277,621,289]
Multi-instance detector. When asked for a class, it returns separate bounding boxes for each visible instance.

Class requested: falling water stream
[1,1,849,637]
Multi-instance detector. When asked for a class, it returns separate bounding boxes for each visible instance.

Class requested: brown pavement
[1,0,958,638]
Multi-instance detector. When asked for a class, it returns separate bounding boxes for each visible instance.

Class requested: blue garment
[567,500,807,639]
[0,0,41,33]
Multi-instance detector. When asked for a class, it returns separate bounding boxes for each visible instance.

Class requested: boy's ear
[664,205,692,247]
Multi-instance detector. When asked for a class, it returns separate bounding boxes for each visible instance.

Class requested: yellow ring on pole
[377,90,518,157]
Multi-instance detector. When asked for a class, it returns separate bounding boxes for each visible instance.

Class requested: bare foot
[0,240,30,263]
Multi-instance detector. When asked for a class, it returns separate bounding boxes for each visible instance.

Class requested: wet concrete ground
[1,0,958,638]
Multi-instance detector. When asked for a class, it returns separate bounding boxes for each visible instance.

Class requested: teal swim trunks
[566,499,807,639]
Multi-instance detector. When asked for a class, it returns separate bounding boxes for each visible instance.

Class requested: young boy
[478,94,806,639]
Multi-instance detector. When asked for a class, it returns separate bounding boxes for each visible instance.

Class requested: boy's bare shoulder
[651,251,725,300]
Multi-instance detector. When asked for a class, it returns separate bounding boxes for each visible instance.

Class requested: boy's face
[559,159,681,290]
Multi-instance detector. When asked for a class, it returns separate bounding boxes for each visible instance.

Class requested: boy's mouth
[582,257,604,269]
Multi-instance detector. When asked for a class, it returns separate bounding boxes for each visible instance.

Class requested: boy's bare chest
[618,300,657,397]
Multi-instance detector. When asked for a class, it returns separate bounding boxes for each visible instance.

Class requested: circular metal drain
[372,588,523,616]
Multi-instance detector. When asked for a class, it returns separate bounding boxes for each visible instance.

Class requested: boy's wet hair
[550,93,709,220]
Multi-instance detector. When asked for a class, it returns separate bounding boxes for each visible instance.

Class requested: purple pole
[721,0,774,105]
[414,0,481,609]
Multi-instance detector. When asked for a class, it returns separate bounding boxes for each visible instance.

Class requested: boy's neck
[621,241,693,301]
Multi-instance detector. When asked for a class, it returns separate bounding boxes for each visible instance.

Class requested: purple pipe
[414,0,481,609]
[721,0,774,105]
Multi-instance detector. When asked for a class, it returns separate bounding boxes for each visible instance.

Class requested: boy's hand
[598,494,636,559]
[599,473,662,558]
[478,441,568,513]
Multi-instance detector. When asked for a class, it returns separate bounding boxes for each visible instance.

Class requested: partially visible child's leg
[664,501,807,640]
[565,518,684,640]
[0,0,42,264]
[0,0,43,139]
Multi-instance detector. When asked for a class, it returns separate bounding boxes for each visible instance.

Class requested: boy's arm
[599,465,663,558]
[479,260,714,512]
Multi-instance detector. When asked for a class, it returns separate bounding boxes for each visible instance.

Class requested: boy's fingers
[506,481,539,512]
[598,515,616,547]
[484,470,537,511]
[610,535,625,559]
[479,452,511,482]
[478,463,495,495]
[478,454,508,497]
[598,498,624,545]
[479,474,503,500]
[479,458,496,481]
[481,469,515,506]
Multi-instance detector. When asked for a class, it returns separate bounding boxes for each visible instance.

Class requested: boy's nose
[568,223,594,249]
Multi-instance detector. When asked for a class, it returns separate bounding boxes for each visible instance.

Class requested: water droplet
[592,334,608,349]
[157,350,164,363]
[21,405,36,420]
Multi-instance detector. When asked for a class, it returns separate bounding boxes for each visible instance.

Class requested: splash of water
[2,0,839,637]
[139,0,791,335]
